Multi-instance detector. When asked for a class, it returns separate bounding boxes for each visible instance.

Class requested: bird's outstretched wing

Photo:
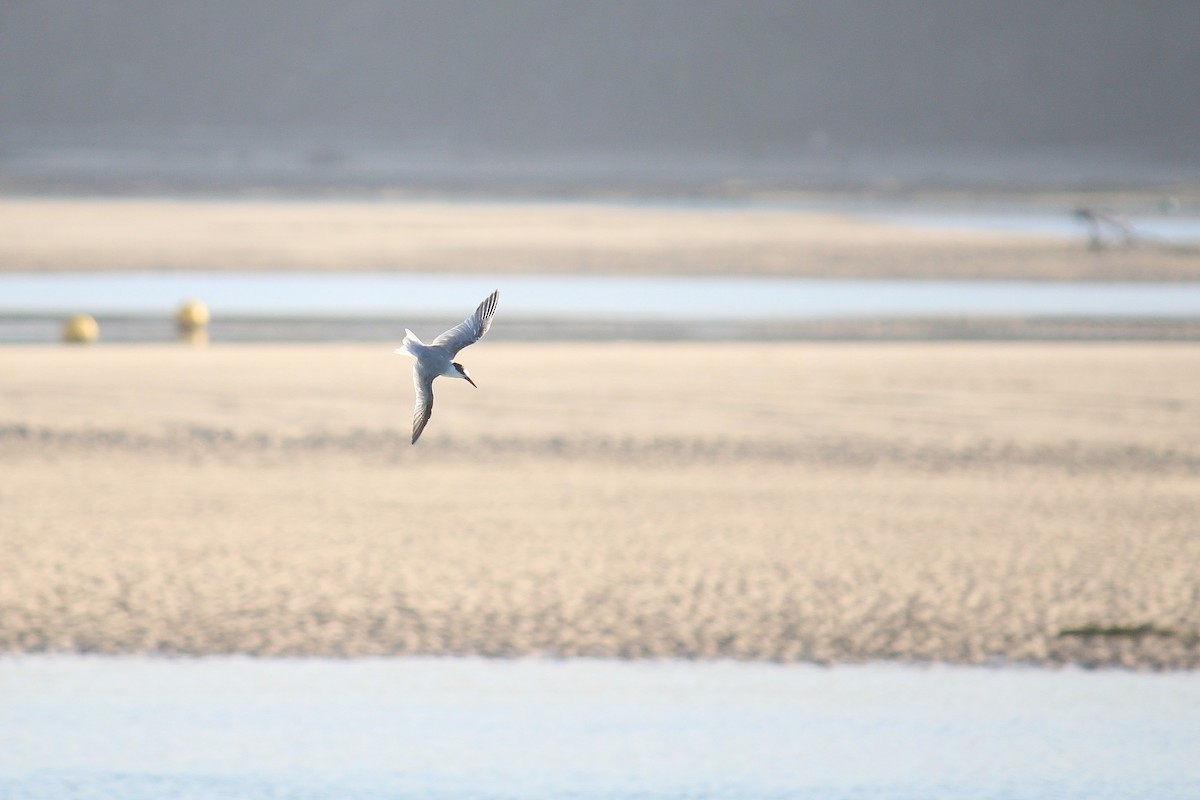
[431,290,499,356]
[411,366,436,444]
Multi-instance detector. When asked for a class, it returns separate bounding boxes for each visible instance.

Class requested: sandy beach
[2,196,1199,280]
[2,193,1198,668]
[2,342,1197,668]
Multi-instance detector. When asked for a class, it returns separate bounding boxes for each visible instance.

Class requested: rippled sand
[2,343,1197,667]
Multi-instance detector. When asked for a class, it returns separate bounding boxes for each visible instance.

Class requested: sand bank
[1,343,1198,667]
[2,196,1198,280]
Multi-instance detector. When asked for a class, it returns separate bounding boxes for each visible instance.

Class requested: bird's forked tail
[393,328,422,356]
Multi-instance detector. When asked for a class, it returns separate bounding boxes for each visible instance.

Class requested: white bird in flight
[394,290,499,444]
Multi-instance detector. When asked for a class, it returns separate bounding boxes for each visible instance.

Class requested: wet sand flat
[2,196,1198,280]
[2,343,1198,667]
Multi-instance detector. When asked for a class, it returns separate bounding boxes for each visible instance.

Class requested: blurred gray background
[2,0,1197,192]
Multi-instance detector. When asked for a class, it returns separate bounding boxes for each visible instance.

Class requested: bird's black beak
[454,361,478,388]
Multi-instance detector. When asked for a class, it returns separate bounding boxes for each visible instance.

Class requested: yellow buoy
[63,314,99,344]
[180,328,210,346]
[175,299,211,332]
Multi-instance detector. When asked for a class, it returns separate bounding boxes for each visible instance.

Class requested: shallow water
[3,273,1200,321]
[869,210,1200,243]
[1,657,1197,799]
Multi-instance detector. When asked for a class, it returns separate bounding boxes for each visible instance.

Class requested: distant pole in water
[62,314,99,344]
[1072,207,1135,250]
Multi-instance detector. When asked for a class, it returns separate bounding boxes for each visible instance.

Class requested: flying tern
[394,290,499,444]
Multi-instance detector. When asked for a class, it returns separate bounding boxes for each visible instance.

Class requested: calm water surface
[1,657,1197,800]
[869,210,1200,242]
[3,273,1200,320]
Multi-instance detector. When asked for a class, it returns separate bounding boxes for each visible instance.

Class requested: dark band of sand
[2,343,1198,668]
